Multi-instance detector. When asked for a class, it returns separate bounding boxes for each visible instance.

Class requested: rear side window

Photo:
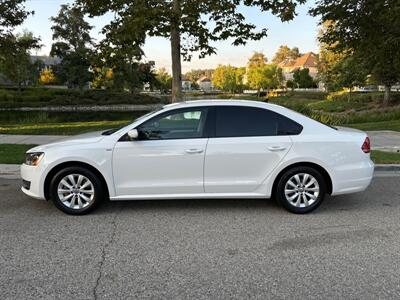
[215,106,302,138]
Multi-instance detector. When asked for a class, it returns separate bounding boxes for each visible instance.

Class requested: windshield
[101,108,163,136]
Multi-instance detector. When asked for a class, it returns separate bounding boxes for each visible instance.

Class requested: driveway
[1,174,400,299]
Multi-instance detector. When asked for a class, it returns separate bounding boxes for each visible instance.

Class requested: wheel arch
[272,162,333,196]
[44,161,110,201]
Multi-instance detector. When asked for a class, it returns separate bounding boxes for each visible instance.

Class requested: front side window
[137,108,208,140]
[215,106,302,138]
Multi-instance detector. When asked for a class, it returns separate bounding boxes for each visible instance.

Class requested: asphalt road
[1,174,400,300]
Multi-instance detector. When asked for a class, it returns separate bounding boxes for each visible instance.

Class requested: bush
[286,91,328,100]
[308,99,369,113]
[0,87,167,107]
[327,91,400,103]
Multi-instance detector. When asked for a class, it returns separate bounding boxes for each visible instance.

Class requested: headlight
[25,152,44,166]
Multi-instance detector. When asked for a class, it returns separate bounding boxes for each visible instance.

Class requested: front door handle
[268,146,287,152]
[185,149,204,154]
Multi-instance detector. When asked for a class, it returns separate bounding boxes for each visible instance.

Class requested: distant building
[0,55,61,86]
[278,52,319,81]
[31,55,61,70]
[182,76,192,91]
[197,76,213,91]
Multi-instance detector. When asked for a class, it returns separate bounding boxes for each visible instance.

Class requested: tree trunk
[348,87,352,102]
[170,0,182,103]
[383,85,391,106]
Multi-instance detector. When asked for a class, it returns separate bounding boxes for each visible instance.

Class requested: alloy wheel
[57,174,95,210]
[284,173,320,208]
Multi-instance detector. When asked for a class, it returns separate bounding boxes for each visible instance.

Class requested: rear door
[204,106,301,193]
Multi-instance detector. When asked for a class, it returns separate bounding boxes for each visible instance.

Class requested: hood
[27,130,106,153]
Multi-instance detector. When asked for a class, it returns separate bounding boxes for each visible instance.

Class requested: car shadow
[95,197,283,215]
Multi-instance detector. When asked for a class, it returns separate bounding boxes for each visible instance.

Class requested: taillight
[361,137,371,153]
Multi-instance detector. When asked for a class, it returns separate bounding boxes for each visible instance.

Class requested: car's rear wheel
[276,166,326,214]
[50,166,105,215]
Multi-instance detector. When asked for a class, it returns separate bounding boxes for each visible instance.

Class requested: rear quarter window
[276,114,303,136]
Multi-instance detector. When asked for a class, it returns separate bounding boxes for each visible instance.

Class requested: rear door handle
[185,149,204,154]
[268,146,287,152]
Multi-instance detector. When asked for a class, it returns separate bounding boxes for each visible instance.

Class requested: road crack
[93,212,119,300]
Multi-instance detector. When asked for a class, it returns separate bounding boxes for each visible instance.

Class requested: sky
[19,0,320,73]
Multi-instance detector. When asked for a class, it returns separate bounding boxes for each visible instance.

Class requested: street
[1,174,400,299]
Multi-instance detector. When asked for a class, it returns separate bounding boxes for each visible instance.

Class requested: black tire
[50,166,105,215]
[275,166,326,214]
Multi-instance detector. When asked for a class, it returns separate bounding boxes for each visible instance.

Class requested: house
[31,55,61,70]
[0,55,61,86]
[182,76,192,91]
[278,52,319,81]
[197,76,213,91]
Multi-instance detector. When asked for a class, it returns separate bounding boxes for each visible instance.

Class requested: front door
[113,107,209,196]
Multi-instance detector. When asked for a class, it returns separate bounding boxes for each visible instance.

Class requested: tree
[248,52,268,68]
[272,45,301,64]
[50,4,94,91]
[39,67,56,85]
[212,65,245,93]
[0,31,41,89]
[292,68,315,88]
[0,0,32,39]
[0,0,37,88]
[332,55,368,99]
[78,0,306,102]
[286,79,295,90]
[91,67,113,89]
[235,67,247,93]
[247,63,283,96]
[93,14,149,93]
[155,68,172,93]
[317,27,343,92]
[311,0,400,105]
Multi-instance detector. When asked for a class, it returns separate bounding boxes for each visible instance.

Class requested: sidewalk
[367,131,400,152]
[1,131,400,150]
[0,134,65,145]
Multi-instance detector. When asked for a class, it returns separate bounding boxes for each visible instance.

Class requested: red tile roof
[279,52,318,69]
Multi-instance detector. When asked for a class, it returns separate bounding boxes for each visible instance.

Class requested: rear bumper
[331,159,374,195]
[20,164,46,200]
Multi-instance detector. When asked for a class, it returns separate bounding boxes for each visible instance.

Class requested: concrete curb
[374,164,400,172]
[0,164,20,179]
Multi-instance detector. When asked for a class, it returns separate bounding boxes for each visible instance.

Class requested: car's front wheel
[276,166,326,214]
[50,166,105,215]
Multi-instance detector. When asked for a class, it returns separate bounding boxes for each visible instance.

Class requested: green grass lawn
[371,150,400,164]
[1,144,399,165]
[0,144,37,164]
[348,119,400,131]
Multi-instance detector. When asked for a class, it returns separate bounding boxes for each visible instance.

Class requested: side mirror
[127,129,139,140]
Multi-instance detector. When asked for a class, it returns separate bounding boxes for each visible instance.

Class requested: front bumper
[20,163,46,200]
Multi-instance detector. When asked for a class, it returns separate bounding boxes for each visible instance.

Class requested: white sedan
[21,100,374,215]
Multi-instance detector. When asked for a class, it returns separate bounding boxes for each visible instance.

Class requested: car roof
[163,99,281,110]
